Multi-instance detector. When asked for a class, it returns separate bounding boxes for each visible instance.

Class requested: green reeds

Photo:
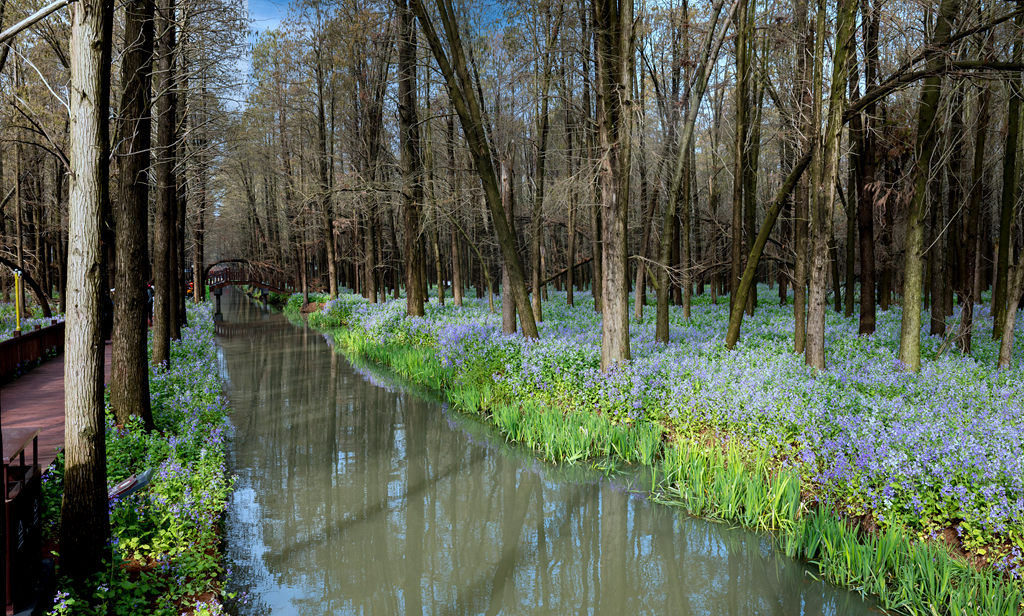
[783,495,1024,615]
[650,434,1023,615]
[657,441,801,531]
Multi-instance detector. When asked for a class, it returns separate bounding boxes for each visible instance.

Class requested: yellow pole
[14,271,22,333]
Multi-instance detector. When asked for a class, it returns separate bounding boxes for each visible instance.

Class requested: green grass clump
[282,291,329,316]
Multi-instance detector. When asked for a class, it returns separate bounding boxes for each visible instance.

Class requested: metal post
[13,271,21,335]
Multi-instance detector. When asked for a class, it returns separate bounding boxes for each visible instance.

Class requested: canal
[216,290,876,615]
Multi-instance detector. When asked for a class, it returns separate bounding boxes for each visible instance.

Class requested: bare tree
[897,0,960,372]
[111,0,155,428]
[62,0,112,581]
[151,0,177,366]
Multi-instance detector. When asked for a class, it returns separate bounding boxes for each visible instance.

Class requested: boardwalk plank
[0,343,112,470]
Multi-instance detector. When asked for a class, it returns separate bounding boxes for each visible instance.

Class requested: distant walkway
[0,343,112,470]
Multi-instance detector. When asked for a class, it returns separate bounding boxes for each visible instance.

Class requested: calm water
[217,290,876,615]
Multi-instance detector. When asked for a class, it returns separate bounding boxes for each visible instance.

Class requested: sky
[230,0,286,102]
[247,0,286,34]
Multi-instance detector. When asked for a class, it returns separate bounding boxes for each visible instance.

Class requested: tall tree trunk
[956,84,990,354]
[192,157,206,302]
[591,185,603,312]
[742,4,762,317]
[730,0,749,307]
[993,9,1023,340]
[14,92,25,317]
[580,0,602,314]
[853,0,877,334]
[632,140,657,320]
[998,256,1024,368]
[593,0,634,370]
[63,0,112,581]
[531,101,548,321]
[56,161,68,313]
[111,0,155,429]
[805,0,856,370]
[500,158,517,333]
[844,175,856,316]
[779,140,791,306]
[744,93,763,316]
[843,52,858,320]
[411,0,538,336]
[363,210,377,301]
[932,91,962,337]
[299,239,309,302]
[681,138,694,319]
[170,124,185,338]
[151,0,176,367]
[190,81,208,306]
[531,9,560,321]
[792,0,813,353]
[431,218,444,305]
[447,114,463,306]
[566,112,577,307]
[633,57,661,321]
[316,49,337,299]
[897,0,959,372]
[399,0,425,316]
[830,235,842,312]
[424,109,445,306]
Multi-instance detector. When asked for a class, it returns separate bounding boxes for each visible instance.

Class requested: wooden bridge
[205,263,294,295]
[204,261,294,318]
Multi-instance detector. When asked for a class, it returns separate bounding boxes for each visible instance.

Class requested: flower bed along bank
[288,288,1024,616]
[44,302,232,616]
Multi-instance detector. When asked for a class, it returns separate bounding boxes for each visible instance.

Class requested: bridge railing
[206,266,295,295]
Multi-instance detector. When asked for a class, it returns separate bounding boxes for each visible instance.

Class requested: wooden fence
[0,321,64,383]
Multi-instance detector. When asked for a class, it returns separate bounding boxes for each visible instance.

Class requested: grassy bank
[44,303,232,616]
[239,286,292,308]
[288,288,1024,615]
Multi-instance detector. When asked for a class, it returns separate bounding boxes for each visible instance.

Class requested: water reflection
[218,290,876,615]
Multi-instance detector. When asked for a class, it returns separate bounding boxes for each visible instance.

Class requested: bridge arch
[203,258,252,281]
[205,262,294,296]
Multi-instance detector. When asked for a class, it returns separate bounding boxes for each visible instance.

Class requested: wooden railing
[0,321,64,383]
[207,266,294,295]
[3,427,40,614]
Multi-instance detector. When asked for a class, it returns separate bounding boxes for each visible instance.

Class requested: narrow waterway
[217,290,876,615]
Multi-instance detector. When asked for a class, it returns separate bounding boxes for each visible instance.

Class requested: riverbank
[44,303,232,616]
[289,288,1024,615]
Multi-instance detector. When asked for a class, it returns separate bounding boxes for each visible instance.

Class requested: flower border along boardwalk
[0,343,112,470]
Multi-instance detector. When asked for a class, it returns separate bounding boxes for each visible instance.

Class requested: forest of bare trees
[2,0,1024,583]
[208,0,1024,371]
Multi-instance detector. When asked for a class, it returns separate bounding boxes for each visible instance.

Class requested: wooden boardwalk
[0,343,112,470]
